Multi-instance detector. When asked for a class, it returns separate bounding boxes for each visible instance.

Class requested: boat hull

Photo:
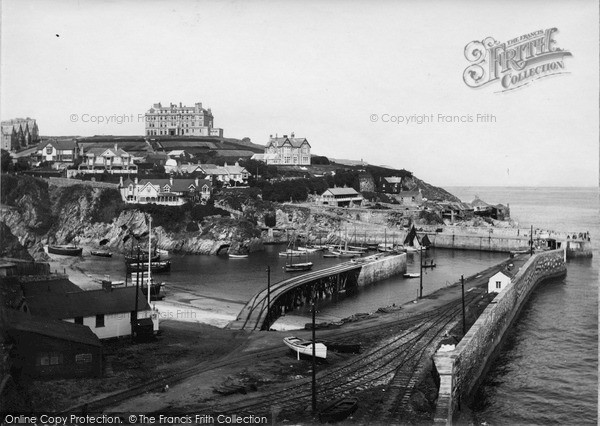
[127,260,171,273]
[48,245,82,256]
[91,250,112,257]
[319,397,359,423]
[285,262,313,272]
[283,337,327,359]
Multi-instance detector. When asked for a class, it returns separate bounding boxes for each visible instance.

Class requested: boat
[279,250,303,257]
[129,275,165,300]
[127,260,171,273]
[157,248,169,255]
[377,243,394,252]
[404,273,420,278]
[125,253,160,263]
[228,253,249,259]
[283,336,327,359]
[285,262,313,272]
[319,397,359,423]
[47,245,82,256]
[91,250,112,257]
[323,252,340,258]
[297,246,319,253]
[404,246,420,253]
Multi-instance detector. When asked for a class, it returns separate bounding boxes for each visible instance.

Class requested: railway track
[195,292,480,419]
[64,288,483,418]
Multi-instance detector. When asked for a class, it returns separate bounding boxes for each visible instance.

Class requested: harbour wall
[418,231,530,253]
[432,248,567,425]
[357,253,407,287]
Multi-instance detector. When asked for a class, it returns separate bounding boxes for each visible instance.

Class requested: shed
[487,270,513,293]
[1,308,102,379]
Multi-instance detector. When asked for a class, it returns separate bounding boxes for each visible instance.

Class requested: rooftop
[25,285,151,319]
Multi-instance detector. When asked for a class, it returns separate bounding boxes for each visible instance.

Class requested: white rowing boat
[283,336,327,359]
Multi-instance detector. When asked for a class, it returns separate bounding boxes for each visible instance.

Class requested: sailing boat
[285,231,313,272]
[136,216,164,301]
[338,228,362,257]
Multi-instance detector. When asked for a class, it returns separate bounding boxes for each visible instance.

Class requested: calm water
[447,186,598,425]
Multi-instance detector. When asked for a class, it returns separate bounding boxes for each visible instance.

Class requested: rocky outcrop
[0,221,34,261]
[0,177,266,258]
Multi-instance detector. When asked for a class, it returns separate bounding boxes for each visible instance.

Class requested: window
[38,352,63,366]
[75,353,92,364]
[95,314,105,328]
[46,146,53,155]
[495,281,502,289]
[74,316,83,325]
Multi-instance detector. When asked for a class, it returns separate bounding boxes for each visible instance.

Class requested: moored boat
[279,250,303,257]
[47,245,82,256]
[125,253,161,263]
[228,253,249,259]
[91,250,112,257]
[319,397,359,423]
[127,260,171,273]
[285,262,313,272]
[283,336,327,359]
[403,273,420,278]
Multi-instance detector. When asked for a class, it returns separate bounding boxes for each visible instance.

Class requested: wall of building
[64,309,157,339]
[432,249,566,425]
[357,253,407,287]
[14,333,102,379]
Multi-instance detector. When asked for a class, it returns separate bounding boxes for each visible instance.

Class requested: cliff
[0,176,263,259]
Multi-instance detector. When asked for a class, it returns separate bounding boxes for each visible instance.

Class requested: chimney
[179,102,182,108]
[283,134,288,138]
[169,175,173,186]
[135,177,138,185]
[291,132,295,138]
[195,177,199,187]
[114,143,118,151]
[235,161,239,167]
[224,162,227,167]
[119,176,123,186]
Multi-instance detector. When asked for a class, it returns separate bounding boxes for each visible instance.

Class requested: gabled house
[381,176,404,194]
[199,162,248,185]
[1,118,39,151]
[76,144,137,175]
[35,139,80,166]
[120,176,212,205]
[264,133,311,165]
[471,197,493,216]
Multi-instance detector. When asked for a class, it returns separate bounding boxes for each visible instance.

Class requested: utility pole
[530,225,534,256]
[266,265,271,328]
[311,285,317,414]
[419,246,424,299]
[461,275,466,335]
[132,245,141,341]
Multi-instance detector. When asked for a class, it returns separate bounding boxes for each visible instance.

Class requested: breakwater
[432,249,567,424]
[357,253,407,286]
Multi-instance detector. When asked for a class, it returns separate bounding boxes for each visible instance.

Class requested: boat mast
[147,216,152,304]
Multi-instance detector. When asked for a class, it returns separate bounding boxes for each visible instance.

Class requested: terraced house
[120,176,212,206]
[1,118,40,151]
[264,133,311,165]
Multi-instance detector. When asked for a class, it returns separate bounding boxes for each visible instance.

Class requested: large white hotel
[144,102,223,137]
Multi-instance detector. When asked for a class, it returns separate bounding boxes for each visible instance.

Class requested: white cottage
[487,270,513,294]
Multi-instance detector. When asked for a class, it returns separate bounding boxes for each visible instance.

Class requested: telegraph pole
[419,246,424,299]
[530,225,534,256]
[266,265,271,328]
[461,275,466,335]
[311,285,317,414]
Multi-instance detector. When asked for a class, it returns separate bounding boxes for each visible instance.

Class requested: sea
[446,186,598,426]
[77,186,598,424]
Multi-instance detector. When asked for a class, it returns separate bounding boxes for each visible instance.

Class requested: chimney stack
[169,175,173,186]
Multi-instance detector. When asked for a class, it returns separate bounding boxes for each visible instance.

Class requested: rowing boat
[283,336,327,359]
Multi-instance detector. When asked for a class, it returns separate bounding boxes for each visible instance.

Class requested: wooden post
[311,285,317,414]
[461,275,466,335]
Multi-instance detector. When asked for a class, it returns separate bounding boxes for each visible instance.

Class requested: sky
[1,0,598,187]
